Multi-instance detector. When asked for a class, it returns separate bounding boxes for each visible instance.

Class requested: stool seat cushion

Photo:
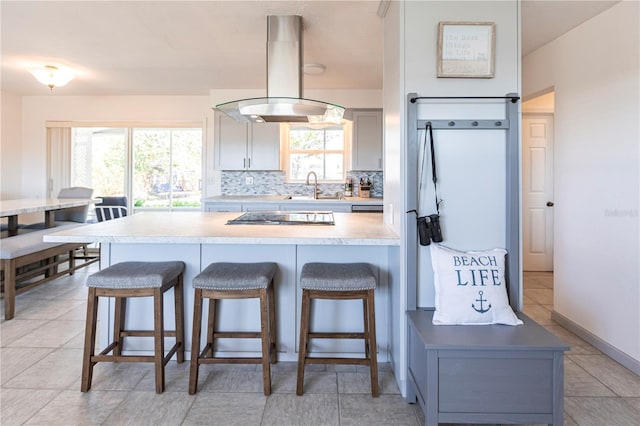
[193,262,277,290]
[300,263,376,291]
[86,261,185,289]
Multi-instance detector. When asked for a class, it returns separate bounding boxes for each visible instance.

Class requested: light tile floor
[1,266,638,425]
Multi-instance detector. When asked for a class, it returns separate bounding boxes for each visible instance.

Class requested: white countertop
[0,198,95,216]
[43,211,399,246]
[204,195,383,204]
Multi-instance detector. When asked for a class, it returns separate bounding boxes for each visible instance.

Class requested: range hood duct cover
[215,15,344,124]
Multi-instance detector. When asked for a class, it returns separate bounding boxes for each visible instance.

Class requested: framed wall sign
[437,21,495,78]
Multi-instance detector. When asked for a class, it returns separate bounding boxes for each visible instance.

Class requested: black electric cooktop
[226,211,335,225]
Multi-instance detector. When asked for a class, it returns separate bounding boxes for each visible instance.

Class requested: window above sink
[281,122,353,184]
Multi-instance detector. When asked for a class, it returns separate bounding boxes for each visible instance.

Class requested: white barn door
[522,115,554,271]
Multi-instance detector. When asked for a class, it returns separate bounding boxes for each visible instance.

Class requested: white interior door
[522,114,554,271]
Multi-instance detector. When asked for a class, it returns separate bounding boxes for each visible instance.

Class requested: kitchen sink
[286,193,344,200]
[287,195,315,200]
[316,194,343,200]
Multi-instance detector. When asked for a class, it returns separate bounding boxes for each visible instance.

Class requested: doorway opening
[522,91,555,310]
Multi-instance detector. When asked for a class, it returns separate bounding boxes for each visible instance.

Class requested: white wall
[523,1,640,366]
[382,0,405,396]
[6,90,384,200]
[387,0,521,396]
[522,91,554,114]
[15,96,212,198]
[404,1,520,307]
[1,91,23,198]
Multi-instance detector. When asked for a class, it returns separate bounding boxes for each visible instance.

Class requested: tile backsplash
[221,170,383,198]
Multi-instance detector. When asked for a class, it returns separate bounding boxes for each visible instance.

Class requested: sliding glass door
[132,128,202,209]
[71,127,127,198]
[59,124,202,216]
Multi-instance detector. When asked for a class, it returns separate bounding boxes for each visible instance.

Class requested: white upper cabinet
[351,109,383,171]
[216,113,248,170]
[249,121,281,170]
[215,112,280,170]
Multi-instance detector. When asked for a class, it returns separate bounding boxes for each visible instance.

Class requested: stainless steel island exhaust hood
[215,15,345,124]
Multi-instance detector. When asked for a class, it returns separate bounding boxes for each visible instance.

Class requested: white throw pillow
[430,244,522,326]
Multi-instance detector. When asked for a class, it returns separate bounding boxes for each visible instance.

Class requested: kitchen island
[203,195,384,213]
[44,211,400,364]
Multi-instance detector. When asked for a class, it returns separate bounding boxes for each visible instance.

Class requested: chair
[21,187,94,229]
[55,187,94,224]
[53,187,96,262]
[95,196,128,222]
[189,262,277,395]
[296,262,379,397]
[81,261,186,393]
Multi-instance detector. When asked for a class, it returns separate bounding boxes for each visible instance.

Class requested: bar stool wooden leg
[362,298,370,359]
[189,288,203,395]
[113,297,127,356]
[174,275,185,363]
[268,281,277,363]
[296,289,311,395]
[81,287,98,392]
[367,289,379,397]
[259,288,271,395]
[206,297,216,358]
[153,288,165,394]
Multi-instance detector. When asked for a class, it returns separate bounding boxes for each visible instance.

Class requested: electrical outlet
[245,177,254,185]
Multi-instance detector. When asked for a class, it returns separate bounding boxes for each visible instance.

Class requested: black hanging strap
[426,122,441,214]
[414,122,441,216]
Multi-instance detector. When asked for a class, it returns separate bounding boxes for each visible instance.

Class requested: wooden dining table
[0,198,95,237]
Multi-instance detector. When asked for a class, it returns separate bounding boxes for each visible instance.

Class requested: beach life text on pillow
[430,244,523,326]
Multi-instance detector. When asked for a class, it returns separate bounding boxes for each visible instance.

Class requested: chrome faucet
[305,171,318,199]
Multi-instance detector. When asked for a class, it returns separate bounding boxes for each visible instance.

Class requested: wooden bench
[1,224,99,320]
[407,309,569,426]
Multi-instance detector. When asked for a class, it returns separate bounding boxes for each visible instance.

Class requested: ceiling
[0,0,620,96]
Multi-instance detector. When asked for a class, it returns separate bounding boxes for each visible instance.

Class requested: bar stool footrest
[92,341,182,364]
[120,330,178,338]
[213,331,261,339]
[198,357,264,365]
[92,354,156,363]
[308,332,367,339]
[305,357,372,365]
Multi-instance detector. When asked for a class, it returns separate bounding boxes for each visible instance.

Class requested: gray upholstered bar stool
[189,262,277,395]
[81,261,185,394]
[296,262,379,397]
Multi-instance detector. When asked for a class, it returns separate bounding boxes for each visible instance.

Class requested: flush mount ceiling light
[29,65,74,91]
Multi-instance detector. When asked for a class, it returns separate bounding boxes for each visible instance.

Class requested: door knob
[546,201,554,207]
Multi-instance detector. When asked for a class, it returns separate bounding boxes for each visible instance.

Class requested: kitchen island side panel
[97,242,391,362]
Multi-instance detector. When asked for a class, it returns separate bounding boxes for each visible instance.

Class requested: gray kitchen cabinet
[215,112,280,170]
[280,202,351,213]
[351,109,383,171]
[204,202,243,212]
[242,202,281,212]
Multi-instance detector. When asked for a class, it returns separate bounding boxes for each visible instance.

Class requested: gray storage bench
[1,224,98,320]
[407,309,569,426]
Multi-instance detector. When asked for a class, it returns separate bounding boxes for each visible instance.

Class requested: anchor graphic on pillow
[472,290,491,313]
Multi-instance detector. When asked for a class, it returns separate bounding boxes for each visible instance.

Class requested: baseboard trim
[551,310,640,375]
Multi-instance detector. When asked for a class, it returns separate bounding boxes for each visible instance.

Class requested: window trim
[280,122,352,183]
